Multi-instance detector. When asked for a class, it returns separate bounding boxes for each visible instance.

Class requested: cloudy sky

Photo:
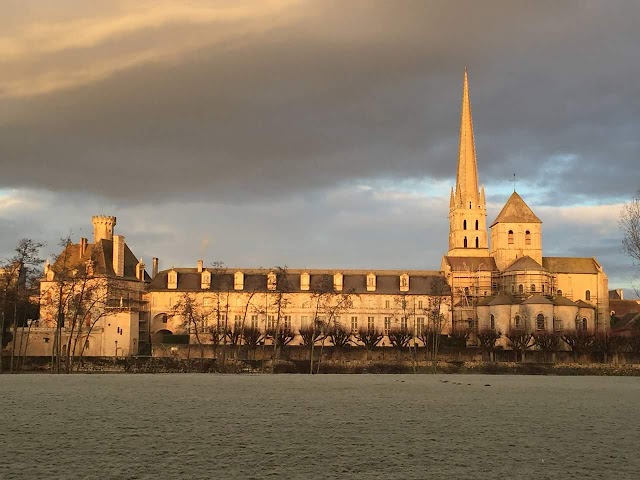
[1,1,639,294]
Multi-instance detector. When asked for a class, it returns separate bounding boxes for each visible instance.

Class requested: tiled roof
[490,191,541,227]
[522,294,553,305]
[553,296,578,307]
[504,256,546,272]
[50,239,149,281]
[542,257,599,274]
[443,256,497,272]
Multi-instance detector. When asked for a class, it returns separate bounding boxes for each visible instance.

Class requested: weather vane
[510,173,517,192]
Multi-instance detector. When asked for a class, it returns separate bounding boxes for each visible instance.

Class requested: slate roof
[542,257,600,274]
[443,256,497,272]
[51,239,150,281]
[553,296,578,307]
[575,299,595,309]
[611,312,640,332]
[487,294,522,306]
[522,294,553,305]
[610,299,640,317]
[148,268,450,295]
[490,191,542,227]
[504,256,547,272]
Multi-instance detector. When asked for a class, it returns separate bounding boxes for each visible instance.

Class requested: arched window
[518,284,524,294]
[464,237,468,248]
[464,287,470,296]
[542,284,545,294]
[475,237,479,248]
[514,314,521,329]
[582,318,588,331]
[531,284,536,293]
[511,285,515,293]
[557,289,563,297]
[508,230,514,244]
[536,314,545,330]
[463,220,467,230]
[585,290,591,301]
[475,219,479,230]
[525,230,531,245]
[490,314,495,330]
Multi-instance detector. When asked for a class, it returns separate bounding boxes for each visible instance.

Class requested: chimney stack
[152,257,159,278]
[197,260,203,273]
[79,237,88,258]
[113,235,125,277]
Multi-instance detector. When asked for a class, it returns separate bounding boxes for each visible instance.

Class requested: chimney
[113,235,125,277]
[79,237,88,258]
[152,257,159,278]
[197,260,203,273]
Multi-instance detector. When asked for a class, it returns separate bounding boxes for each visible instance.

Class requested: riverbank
[4,355,640,375]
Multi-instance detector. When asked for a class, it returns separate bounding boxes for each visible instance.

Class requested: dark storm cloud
[2,1,639,204]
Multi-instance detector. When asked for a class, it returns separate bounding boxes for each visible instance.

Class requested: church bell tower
[448,69,489,257]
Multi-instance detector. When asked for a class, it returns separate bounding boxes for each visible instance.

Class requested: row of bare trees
[476,328,640,363]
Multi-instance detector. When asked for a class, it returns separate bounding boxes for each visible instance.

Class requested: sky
[1,1,639,295]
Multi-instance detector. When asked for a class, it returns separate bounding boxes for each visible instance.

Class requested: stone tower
[92,215,116,243]
[448,69,489,257]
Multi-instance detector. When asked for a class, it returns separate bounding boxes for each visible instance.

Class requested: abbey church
[442,70,608,339]
[23,71,609,357]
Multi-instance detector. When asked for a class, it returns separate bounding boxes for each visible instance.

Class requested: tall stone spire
[455,68,479,207]
[447,69,489,257]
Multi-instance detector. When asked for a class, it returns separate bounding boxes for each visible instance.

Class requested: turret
[92,215,116,243]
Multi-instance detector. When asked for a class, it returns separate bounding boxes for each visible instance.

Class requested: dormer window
[333,272,343,292]
[234,271,244,290]
[300,272,310,291]
[400,273,409,292]
[366,273,376,292]
[168,269,178,289]
[267,271,277,291]
[508,230,514,244]
[200,270,211,289]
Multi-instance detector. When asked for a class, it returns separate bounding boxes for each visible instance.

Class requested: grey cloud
[2,1,639,205]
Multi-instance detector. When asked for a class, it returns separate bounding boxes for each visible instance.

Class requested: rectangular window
[401,317,408,330]
[250,314,258,329]
[234,314,242,330]
[384,317,391,335]
[300,315,309,329]
[284,315,292,329]
[385,300,390,309]
[351,316,358,333]
[267,315,276,330]
[367,316,375,330]
[416,317,425,334]
[418,300,423,310]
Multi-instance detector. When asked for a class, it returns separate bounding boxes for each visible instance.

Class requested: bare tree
[387,326,413,361]
[0,239,44,373]
[355,326,383,360]
[506,329,534,362]
[241,325,265,359]
[173,293,211,364]
[532,333,562,363]
[620,190,640,294]
[423,276,450,372]
[327,323,352,361]
[477,329,502,362]
[562,330,595,362]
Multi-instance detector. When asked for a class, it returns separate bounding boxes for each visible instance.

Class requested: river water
[1,374,638,479]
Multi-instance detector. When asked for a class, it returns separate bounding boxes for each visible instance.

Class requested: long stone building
[13,70,609,357]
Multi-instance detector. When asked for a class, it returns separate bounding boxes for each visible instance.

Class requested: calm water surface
[1,374,638,479]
